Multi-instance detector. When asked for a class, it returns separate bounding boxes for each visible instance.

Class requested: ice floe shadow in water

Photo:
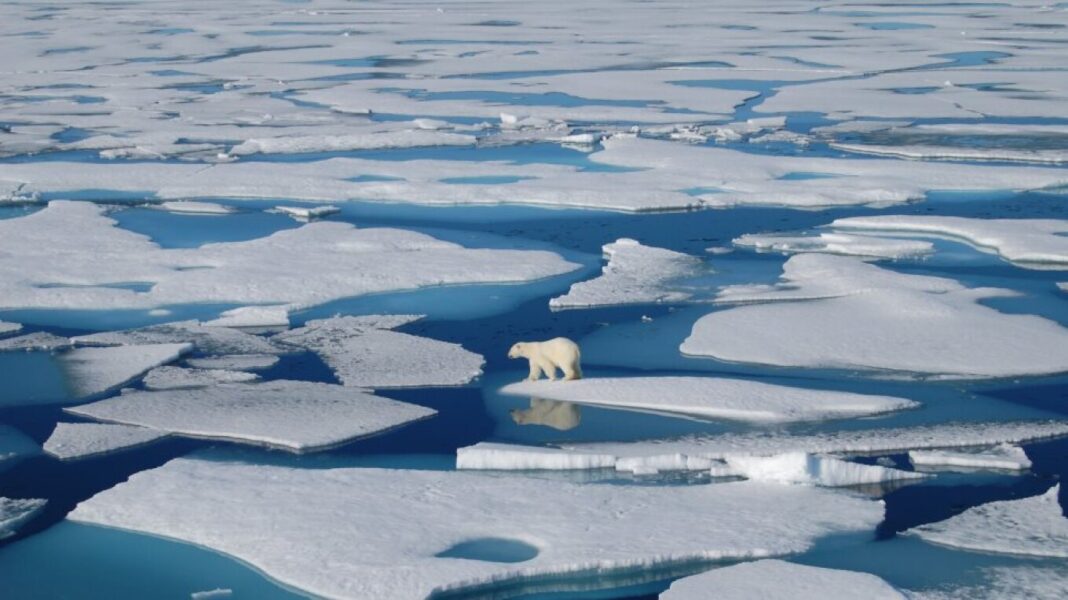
[436,538,540,563]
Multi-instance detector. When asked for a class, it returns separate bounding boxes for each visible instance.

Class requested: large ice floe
[58,343,190,398]
[70,458,884,599]
[681,254,1068,378]
[550,239,703,309]
[831,215,1068,269]
[499,377,918,424]
[273,315,484,388]
[65,381,435,452]
[910,485,1067,558]
[663,560,905,599]
[44,422,170,461]
[0,201,578,311]
[733,232,934,260]
[1,497,47,540]
[909,444,1032,473]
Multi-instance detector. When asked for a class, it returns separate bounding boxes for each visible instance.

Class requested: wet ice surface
[2,0,1068,599]
[662,559,905,599]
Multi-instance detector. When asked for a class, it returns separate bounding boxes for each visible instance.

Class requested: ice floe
[0,321,22,335]
[457,442,617,471]
[274,205,340,221]
[75,320,282,356]
[682,254,1068,378]
[664,560,905,599]
[142,366,259,390]
[549,239,703,309]
[66,381,436,452]
[722,453,926,487]
[59,343,190,398]
[910,485,1067,558]
[202,306,289,328]
[830,143,1068,165]
[44,422,170,461]
[229,130,476,156]
[0,332,72,352]
[184,354,279,372]
[832,215,1068,269]
[157,201,235,215]
[909,444,1031,472]
[1,497,47,540]
[273,315,484,388]
[500,377,918,424]
[70,458,884,599]
[733,232,934,260]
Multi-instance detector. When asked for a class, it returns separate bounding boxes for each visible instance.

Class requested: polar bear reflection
[510,397,582,431]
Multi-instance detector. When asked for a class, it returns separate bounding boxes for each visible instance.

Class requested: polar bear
[507,337,582,381]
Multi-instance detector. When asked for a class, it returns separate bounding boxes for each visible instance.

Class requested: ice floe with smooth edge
[722,453,926,487]
[909,444,1031,473]
[156,201,235,215]
[0,321,22,335]
[75,321,279,357]
[1,497,47,540]
[910,484,1067,558]
[273,315,484,388]
[733,232,934,260]
[549,239,703,309]
[184,354,279,372]
[70,458,884,600]
[142,366,259,390]
[0,332,72,352]
[500,377,918,424]
[228,130,476,156]
[663,560,905,599]
[59,343,190,398]
[44,422,170,461]
[831,215,1068,269]
[0,201,578,311]
[683,254,1068,378]
[66,381,436,452]
[202,306,289,328]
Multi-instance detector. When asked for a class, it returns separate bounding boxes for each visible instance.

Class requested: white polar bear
[508,337,582,381]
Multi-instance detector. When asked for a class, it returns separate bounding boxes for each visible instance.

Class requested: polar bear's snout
[507,337,582,382]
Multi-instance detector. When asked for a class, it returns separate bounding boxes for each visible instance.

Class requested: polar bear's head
[507,342,527,359]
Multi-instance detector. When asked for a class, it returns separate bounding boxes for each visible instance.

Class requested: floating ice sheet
[909,444,1031,473]
[157,201,235,215]
[274,205,340,221]
[202,306,289,328]
[229,131,476,156]
[550,239,703,309]
[734,232,934,260]
[44,422,170,461]
[683,254,1068,378]
[59,343,190,398]
[70,458,884,599]
[663,560,905,599]
[273,315,484,388]
[500,377,918,424]
[0,321,22,335]
[0,332,72,352]
[75,320,282,356]
[910,485,1067,558]
[66,381,436,452]
[184,354,279,372]
[723,453,925,487]
[142,366,259,390]
[1,497,47,540]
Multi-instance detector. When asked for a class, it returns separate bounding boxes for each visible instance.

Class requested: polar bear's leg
[562,360,582,381]
[537,359,558,381]
[527,361,543,381]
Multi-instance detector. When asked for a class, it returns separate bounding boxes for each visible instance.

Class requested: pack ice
[733,231,934,260]
[70,458,884,599]
[663,560,905,599]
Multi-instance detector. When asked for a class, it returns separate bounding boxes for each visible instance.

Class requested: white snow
[664,560,905,600]
[550,239,703,309]
[734,232,934,260]
[1,497,47,540]
[44,422,170,461]
[75,320,282,356]
[157,201,235,215]
[66,380,436,452]
[0,332,71,352]
[910,485,1067,558]
[682,254,1068,378]
[909,444,1031,472]
[831,215,1068,269]
[500,377,918,424]
[142,366,259,390]
[273,315,484,388]
[457,443,617,471]
[184,354,279,372]
[722,453,926,487]
[274,205,340,220]
[59,343,191,398]
[203,306,289,328]
[70,458,884,599]
[0,321,22,335]
[228,130,476,156]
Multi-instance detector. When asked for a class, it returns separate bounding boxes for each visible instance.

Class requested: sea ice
[1,497,47,540]
[682,254,1068,378]
[273,316,484,388]
[663,560,905,599]
[66,381,436,452]
[722,452,926,487]
[549,239,703,309]
[909,444,1031,472]
[228,130,476,156]
[906,565,1068,600]
[59,343,191,398]
[457,442,617,471]
[142,366,259,390]
[74,320,283,356]
[44,422,170,461]
[910,485,1067,558]
[202,306,289,328]
[157,201,235,215]
[733,232,934,260]
[190,589,233,600]
[274,205,340,221]
[184,354,279,372]
[500,377,918,424]
[0,332,72,352]
[0,321,22,335]
[70,458,884,599]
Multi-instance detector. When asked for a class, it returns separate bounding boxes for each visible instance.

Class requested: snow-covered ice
[664,560,905,599]
[0,497,47,540]
[228,130,476,156]
[202,306,289,328]
[722,453,926,487]
[909,444,1031,472]
[734,232,934,260]
[500,377,918,424]
[550,239,703,309]
[0,332,72,352]
[0,321,22,336]
[273,315,484,388]
[75,320,282,356]
[910,485,1067,558]
[184,354,278,372]
[59,343,190,398]
[156,201,235,215]
[142,366,259,390]
[44,422,170,461]
[274,205,340,221]
[683,254,1068,378]
[70,458,884,599]
[457,442,617,471]
[66,381,436,452]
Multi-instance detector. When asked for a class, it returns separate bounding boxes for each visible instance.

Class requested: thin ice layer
[44,422,170,461]
[1,497,47,540]
[70,458,883,600]
[909,445,1031,472]
[59,343,191,398]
